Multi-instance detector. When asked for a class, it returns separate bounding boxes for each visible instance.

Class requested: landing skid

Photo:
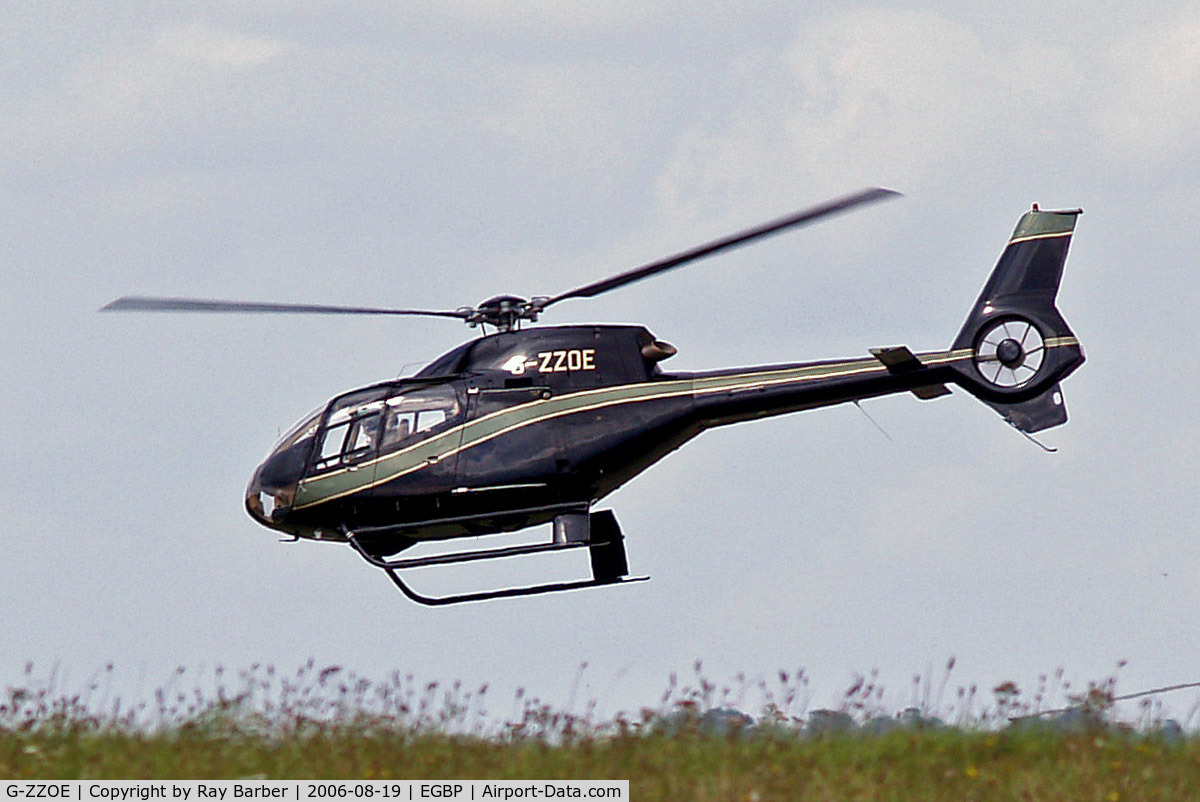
[346,510,648,606]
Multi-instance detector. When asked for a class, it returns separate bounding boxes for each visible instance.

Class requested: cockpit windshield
[268,405,323,457]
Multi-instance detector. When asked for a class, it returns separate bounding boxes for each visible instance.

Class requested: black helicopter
[103,188,1085,605]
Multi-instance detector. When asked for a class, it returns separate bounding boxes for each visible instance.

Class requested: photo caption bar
[1,782,627,802]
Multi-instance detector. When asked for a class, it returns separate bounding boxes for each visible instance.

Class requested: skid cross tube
[342,500,590,538]
[350,533,593,570]
[346,530,647,606]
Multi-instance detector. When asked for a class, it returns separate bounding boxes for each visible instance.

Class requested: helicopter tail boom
[947,206,1085,433]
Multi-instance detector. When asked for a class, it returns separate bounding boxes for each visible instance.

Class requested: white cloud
[653,9,1082,224]
[1092,8,1200,165]
[393,0,688,33]
[71,21,290,120]
[480,62,656,175]
[3,22,292,170]
[153,21,289,69]
[653,6,1200,224]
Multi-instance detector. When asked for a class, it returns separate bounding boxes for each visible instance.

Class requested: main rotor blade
[541,187,900,307]
[100,296,469,318]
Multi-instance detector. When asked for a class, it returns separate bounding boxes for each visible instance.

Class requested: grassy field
[4,663,1199,799]
[5,726,1200,799]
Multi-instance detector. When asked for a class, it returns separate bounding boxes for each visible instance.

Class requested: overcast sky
[3,1,1199,723]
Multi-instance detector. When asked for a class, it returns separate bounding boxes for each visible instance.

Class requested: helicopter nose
[245,459,298,528]
[247,406,322,532]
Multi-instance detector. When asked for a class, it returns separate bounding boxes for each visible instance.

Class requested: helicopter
[102,188,1085,606]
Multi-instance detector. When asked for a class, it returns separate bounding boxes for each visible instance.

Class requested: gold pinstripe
[1009,230,1074,245]
[302,357,904,485]
[292,341,1073,509]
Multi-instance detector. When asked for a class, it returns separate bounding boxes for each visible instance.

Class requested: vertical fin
[949,207,1085,434]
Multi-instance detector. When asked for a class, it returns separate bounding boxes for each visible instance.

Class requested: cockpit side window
[346,414,381,455]
[311,389,387,473]
[380,384,461,451]
[316,422,350,467]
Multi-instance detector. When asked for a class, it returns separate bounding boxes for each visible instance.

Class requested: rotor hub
[996,338,1024,368]
[465,295,540,331]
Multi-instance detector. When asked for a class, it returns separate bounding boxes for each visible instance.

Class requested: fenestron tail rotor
[974,318,1046,388]
[100,187,900,331]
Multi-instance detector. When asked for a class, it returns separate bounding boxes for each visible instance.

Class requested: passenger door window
[380,385,461,451]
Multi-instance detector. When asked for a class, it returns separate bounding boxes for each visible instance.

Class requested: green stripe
[1011,210,1078,241]
[294,348,981,509]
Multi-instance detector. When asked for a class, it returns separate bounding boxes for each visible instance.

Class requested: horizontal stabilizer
[911,384,952,400]
[870,345,924,374]
[871,346,950,401]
